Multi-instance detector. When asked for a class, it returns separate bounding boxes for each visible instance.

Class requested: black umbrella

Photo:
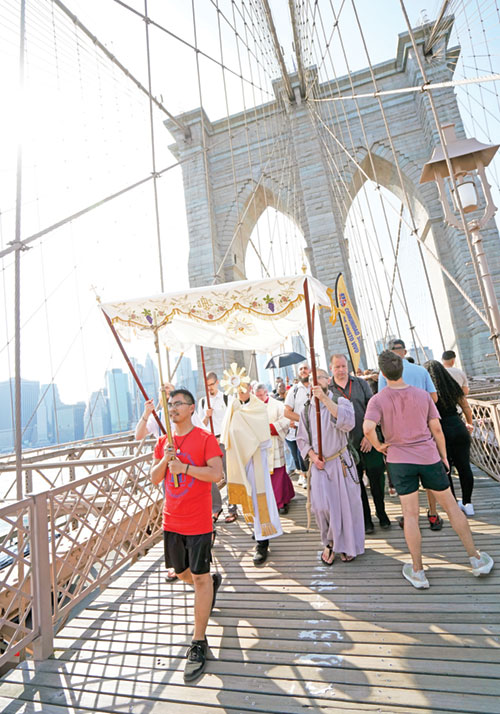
[265,352,306,369]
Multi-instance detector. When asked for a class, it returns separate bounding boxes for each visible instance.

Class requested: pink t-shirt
[364,385,441,464]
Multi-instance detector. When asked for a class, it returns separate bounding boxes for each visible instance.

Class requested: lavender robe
[297,395,365,557]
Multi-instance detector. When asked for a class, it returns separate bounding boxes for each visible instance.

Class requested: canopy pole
[165,347,172,381]
[200,346,214,434]
[101,309,166,437]
[304,279,322,460]
[170,352,184,382]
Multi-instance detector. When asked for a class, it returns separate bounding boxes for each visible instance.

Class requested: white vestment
[245,439,283,541]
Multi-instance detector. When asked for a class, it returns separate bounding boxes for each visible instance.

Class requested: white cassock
[245,438,283,541]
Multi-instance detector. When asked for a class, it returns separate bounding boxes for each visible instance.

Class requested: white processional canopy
[100,275,335,353]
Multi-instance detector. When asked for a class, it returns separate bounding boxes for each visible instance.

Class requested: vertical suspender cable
[14,0,26,500]
[191,0,218,281]
[144,0,165,291]
[398,0,500,366]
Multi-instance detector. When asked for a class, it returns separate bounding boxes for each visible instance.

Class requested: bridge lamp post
[420,123,500,368]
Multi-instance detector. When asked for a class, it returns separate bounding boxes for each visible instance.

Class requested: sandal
[212,508,223,524]
[340,553,355,562]
[224,512,238,523]
[320,545,335,565]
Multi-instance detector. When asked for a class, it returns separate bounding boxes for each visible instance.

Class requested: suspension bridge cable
[143,0,165,292]
[112,0,273,98]
[52,0,189,135]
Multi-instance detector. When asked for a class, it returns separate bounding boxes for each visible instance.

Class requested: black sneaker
[365,522,375,535]
[184,639,208,682]
[211,573,222,613]
[427,511,443,531]
[253,542,269,565]
[380,519,391,530]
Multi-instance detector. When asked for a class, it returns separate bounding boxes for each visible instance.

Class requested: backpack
[201,393,228,410]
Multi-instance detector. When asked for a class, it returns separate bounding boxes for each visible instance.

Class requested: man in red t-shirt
[151,388,223,682]
[363,351,493,590]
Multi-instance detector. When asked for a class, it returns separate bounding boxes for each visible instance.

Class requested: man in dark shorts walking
[363,351,493,589]
[151,388,223,681]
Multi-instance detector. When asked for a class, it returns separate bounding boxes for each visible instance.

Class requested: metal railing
[469,397,500,482]
[0,431,136,465]
[0,433,155,500]
[0,449,161,668]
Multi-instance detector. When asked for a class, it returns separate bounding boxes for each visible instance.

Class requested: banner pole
[304,278,323,460]
[335,272,362,373]
[101,309,165,437]
[200,346,215,434]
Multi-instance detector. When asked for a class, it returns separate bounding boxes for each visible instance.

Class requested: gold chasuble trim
[222,392,279,534]
[228,483,254,523]
[257,492,277,536]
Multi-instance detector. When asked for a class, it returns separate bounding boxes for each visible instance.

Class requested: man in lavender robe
[297,369,365,565]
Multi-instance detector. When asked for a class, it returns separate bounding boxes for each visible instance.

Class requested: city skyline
[0,353,199,453]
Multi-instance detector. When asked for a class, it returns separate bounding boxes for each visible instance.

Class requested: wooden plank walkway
[1,471,500,713]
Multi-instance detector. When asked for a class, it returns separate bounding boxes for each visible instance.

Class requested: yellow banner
[335,273,362,373]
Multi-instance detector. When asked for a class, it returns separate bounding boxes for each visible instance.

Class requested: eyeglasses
[167,401,190,409]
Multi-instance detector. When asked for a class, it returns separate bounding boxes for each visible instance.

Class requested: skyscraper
[176,354,197,396]
[56,402,85,443]
[37,384,62,446]
[0,380,14,452]
[84,388,111,438]
[0,378,40,451]
[142,354,159,400]
[129,358,146,425]
[105,368,131,433]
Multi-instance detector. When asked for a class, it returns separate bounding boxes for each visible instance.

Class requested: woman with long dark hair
[424,360,475,515]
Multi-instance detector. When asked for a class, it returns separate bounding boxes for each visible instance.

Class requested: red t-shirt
[154,426,222,535]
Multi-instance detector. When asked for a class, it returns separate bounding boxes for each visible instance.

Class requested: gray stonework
[166,23,500,380]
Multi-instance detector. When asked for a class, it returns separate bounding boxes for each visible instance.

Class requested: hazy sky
[1,0,499,408]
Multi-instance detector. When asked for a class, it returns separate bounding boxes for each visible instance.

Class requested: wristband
[185,464,189,475]
[141,415,147,423]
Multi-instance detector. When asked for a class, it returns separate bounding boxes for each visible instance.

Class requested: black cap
[388,338,405,350]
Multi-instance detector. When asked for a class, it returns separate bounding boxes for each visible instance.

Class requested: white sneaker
[402,563,430,589]
[458,500,475,516]
[470,551,494,577]
[297,474,307,487]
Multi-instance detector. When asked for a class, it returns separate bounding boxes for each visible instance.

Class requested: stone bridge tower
[166,24,500,377]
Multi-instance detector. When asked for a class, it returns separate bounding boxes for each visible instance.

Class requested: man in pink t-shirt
[363,351,493,589]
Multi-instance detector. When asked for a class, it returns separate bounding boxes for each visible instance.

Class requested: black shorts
[163,531,212,575]
[387,460,449,496]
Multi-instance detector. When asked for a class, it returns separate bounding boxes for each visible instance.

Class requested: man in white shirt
[442,350,469,395]
[197,372,238,523]
[284,364,311,487]
[135,383,206,439]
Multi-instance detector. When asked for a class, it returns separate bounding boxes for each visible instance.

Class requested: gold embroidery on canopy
[109,293,306,332]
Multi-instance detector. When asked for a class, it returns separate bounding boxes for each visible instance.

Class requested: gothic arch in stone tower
[166,23,500,376]
[344,147,457,352]
[220,180,305,284]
